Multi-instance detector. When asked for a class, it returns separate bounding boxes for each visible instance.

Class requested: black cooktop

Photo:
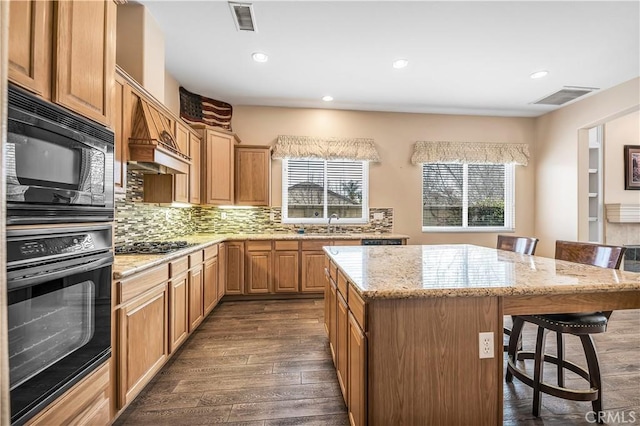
[115,241,197,254]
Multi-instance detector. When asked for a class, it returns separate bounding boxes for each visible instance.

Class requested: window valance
[272,135,381,162]
[411,141,530,166]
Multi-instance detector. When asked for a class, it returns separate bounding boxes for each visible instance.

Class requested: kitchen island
[323,244,640,426]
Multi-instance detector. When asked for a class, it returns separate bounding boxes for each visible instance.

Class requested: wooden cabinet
[328,276,338,364]
[169,272,189,353]
[203,245,219,316]
[117,277,168,408]
[235,145,271,206]
[27,362,111,426]
[336,291,349,401]
[274,241,300,293]
[245,241,272,294]
[217,243,227,300]
[225,241,245,294]
[8,0,52,98]
[348,312,367,426]
[189,133,201,204]
[8,0,116,125]
[197,126,236,205]
[113,72,131,193]
[301,251,328,293]
[173,123,190,204]
[188,263,204,331]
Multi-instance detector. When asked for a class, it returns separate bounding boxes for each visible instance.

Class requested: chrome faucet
[327,213,339,233]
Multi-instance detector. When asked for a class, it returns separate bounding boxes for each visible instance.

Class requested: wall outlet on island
[373,212,384,220]
[479,332,494,359]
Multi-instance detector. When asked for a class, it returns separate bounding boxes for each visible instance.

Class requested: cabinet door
[336,291,349,402]
[301,251,327,293]
[189,133,201,204]
[235,146,270,206]
[203,256,218,316]
[348,312,367,426]
[225,242,244,295]
[274,250,299,292]
[169,273,189,353]
[329,278,338,364]
[246,251,272,294]
[113,73,130,193]
[174,124,190,203]
[8,0,51,98]
[117,285,168,408]
[324,258,331,335]
[53,0,116,125]
[203,129,234,204]
[188,264,204,331]
[217,243,226,300]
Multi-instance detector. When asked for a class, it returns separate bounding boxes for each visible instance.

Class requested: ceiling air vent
[533,86,599,106]
[229,2,256,32]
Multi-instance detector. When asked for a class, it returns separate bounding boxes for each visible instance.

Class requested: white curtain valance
[272,135,381,162]
[411,141,530,166]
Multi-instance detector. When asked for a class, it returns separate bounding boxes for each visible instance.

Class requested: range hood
[128,98,190,174]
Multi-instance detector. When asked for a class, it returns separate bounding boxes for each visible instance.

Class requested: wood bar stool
[505,240,626,420]
[497,235,539,351]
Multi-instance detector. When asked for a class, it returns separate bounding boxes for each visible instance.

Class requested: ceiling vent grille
[533,86,599,106]
[229,2,256,32]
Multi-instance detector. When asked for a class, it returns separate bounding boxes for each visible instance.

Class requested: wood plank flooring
[115,300,640,425]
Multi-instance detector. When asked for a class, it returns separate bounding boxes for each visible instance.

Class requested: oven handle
[7,254,113,291]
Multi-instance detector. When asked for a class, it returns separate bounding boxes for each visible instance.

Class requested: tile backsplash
[115,170,394,246]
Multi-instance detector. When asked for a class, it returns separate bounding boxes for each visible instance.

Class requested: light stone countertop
[323,244,640,300]
[113,232,409,280]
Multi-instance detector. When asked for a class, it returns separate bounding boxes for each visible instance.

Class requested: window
[282,159,368,223]
[422,163,514,231]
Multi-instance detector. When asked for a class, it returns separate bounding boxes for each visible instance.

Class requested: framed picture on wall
[624,145,640,190]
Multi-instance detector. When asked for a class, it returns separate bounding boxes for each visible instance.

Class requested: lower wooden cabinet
[218,243,226,300]
[301,251,327,293]
[328,277,338,364]
[28,362,111,426]
[348,311,367,426]
[274,250,299,292]
[169,272,189,353]
[336,291,349,401]
[246,249,272,294]
[203,255,219,315]
[225,241,245,294]
[188,263,204,331]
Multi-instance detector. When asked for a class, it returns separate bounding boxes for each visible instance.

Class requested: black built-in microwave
[6,84,114,225]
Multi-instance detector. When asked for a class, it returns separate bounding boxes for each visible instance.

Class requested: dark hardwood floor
[114,300,640,425]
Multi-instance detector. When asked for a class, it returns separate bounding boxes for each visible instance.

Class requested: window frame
[421,162,515,233]
[281,158,369,225]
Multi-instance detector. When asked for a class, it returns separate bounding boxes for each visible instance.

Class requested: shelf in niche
[589,193,598,198]
[589,217,598,222]
[589,169,598,174]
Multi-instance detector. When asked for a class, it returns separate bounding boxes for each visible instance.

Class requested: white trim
[422,227,516,233]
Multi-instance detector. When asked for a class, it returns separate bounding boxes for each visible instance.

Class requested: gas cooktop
[115,241,198,255]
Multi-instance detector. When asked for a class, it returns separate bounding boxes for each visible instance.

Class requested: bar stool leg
[556,332,565,387]
[506,316,525,383]
[532,326,548,417]
[580,335,604,423]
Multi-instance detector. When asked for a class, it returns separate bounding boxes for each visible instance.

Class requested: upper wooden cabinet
[8,0,116,126]
[235,146,271,206]
[113,73,131,193]
[189,133,201,204]
[195,126,237,205]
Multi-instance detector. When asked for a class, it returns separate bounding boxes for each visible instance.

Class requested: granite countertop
[114,232,409,280]
[324,244,640,300]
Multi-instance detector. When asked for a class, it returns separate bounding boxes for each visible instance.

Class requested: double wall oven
[5,84,115,425]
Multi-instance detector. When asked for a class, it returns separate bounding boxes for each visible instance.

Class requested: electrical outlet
[479,332,494,359]
[373,212,384,220]
[221,212,227,220]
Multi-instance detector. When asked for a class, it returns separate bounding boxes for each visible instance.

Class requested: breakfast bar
[323,244,640,426]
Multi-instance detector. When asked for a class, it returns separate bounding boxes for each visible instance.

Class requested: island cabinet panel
[328,277,338,364]
[225,241,245,294]
[367,296,501,426]
[169,271,189,353]
[27,362,110,426]
[117,284,168,408]
[336,291,349,402]
[348,312,367,426]
[188,264,204,331]
[274,249,299,293]
[53,0,116,125]
[8,0,52,98]
[323,258,331,335]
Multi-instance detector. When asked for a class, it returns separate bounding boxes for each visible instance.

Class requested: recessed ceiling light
[392,59,409,69]
[252,52,268,63]
[530,70,549,79]
[322,95,333,102]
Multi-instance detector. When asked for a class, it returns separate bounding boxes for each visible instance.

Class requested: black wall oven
[6,84,114,225]
[6,224,113,425]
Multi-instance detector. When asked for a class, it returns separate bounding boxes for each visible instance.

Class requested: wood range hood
[128,98,190,174]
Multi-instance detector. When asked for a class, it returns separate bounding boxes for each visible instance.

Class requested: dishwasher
[361,238,404,246]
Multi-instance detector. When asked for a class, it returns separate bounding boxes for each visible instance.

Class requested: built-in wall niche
[588,125,604,243]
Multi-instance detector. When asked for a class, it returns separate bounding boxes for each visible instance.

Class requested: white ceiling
[138,1,639,118]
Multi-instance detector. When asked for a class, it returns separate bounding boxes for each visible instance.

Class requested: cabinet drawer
[275,240,299,251]
[301,240,332,251]
[189,250,204,267]
[204,244,218,260]
[337,270,348,300]
[171,257,189,276]
[118,264,169,303]
[348,284,367,331]
[246,240,272,251]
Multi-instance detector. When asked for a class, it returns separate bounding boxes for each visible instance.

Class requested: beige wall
[534,78,640,256]
[164,71,180,116]
[232,107,536,246]
[116,4,165,102]
[604,110,640,204]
